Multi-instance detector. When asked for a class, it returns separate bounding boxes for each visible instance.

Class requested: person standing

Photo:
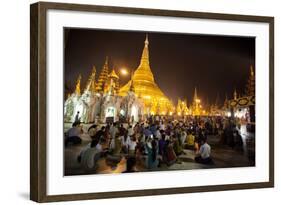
[145,139,159,169]
[74,111,80,123]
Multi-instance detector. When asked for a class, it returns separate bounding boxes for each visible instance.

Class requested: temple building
[64,58,144,124]
[119,35,174,115]
[190,87,205,116]
[227,65,255,129]
[64,34,176,123]
[176,99,190,116]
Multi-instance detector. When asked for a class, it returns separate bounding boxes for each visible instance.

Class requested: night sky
[64,28,255,106]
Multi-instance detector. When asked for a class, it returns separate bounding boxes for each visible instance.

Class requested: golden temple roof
[119,35,173,114]
[109,69,119,79]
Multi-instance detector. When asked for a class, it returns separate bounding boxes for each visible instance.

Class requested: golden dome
[119,35,174,114]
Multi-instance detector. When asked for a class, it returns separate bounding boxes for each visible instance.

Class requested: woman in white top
[127,135,137,155]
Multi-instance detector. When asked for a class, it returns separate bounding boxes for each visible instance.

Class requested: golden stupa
[119,35,174,115]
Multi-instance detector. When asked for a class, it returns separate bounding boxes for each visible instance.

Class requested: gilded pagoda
[119,35,174,115]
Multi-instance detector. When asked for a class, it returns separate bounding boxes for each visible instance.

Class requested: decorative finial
[75,74,82,95]
[234,89,237,100]
[145,34,149,47]
[194,87,198,101]
[250,65,254,77]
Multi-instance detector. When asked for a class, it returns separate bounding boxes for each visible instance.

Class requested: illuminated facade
[190,87,205,116]
[176,99,190,116]
[226,65,255,122]
[119,35,174,115]
[64,61,144,123]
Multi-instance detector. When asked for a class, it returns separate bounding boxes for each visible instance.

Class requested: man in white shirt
[195,138,213,164]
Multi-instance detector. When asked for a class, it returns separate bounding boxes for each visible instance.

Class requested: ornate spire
[75,74,82,95]
[234,89,237,100]
[224,94,228,108]
[250,65,254,77]
[193,87,198,102]
[118,34,174,115]
[106,68,120,95]
[140,34,150,67]
[84,66,96,93]
[246,65,255,96]
[96,57,109,93]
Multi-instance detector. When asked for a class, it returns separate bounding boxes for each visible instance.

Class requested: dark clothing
[94,130,104,141]
[65,136,82,147]
[158,139,166,155]
[195,156,213,164]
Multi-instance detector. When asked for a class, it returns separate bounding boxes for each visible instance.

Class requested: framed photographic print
[30,1,274,202]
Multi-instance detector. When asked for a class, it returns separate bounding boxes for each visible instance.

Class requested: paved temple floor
[64,124,255,176]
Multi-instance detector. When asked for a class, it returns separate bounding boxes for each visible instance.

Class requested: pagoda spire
[250,65,254,77]
[223,94,228,108]
[75,74,82,95]
[96,57,109,93]
[245,65,255,96]
[233,89,237,100]
[140,34,150,68]
[193,87,198,102]
[84,66,96,93]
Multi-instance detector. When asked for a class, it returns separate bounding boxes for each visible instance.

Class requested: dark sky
[64,28,255,106]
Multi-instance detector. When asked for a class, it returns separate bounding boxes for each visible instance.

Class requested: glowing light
[120,68,129,76]
[169,111,173,116]
[177,112,181,116]
[195,99,201,103]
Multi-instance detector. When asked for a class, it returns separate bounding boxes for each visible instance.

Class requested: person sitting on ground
[123,156,137,173]
[65,122,82,147]
[128,125,134,137]
[93,126,105,142]
[96,136,108,153]
[111,134,122,155]
[186,131,195,149]
[88,124,98,139]
[195,138,213,164]
[80,139,101,172]
[180,128,187,145]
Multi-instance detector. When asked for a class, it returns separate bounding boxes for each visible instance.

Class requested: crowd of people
[65,115,244,173]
